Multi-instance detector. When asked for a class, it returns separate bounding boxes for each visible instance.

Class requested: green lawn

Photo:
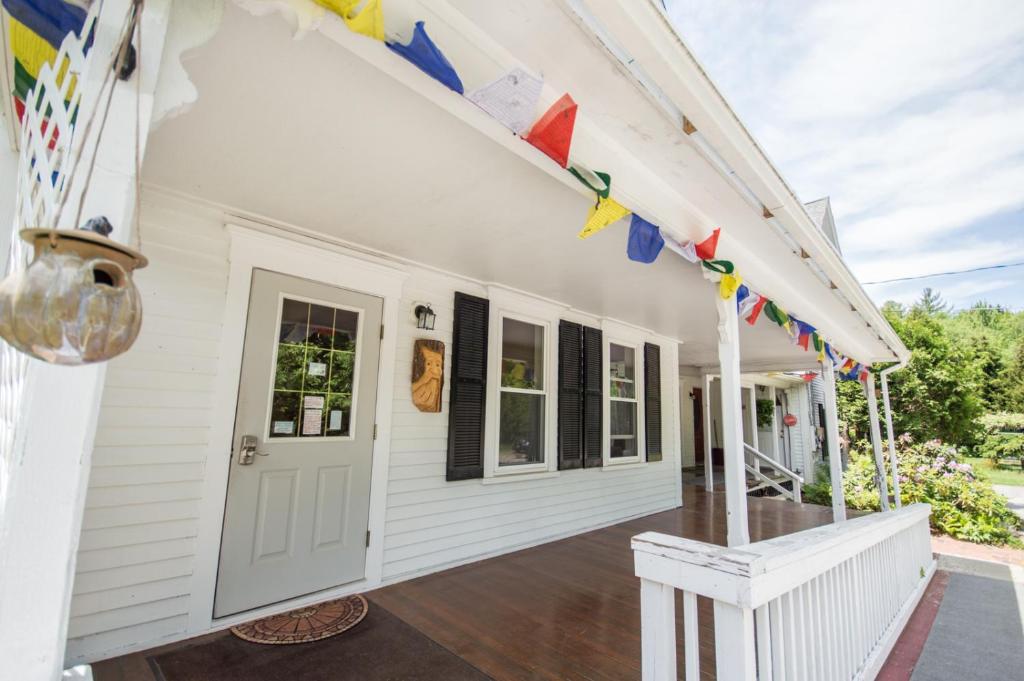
[965,457,1024,487]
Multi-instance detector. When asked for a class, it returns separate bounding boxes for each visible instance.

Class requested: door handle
[237,435,267,465]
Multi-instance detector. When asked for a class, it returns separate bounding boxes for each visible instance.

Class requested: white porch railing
[633,503,934,680]
[745,443,803,503]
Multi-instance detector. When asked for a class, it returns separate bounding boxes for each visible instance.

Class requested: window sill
[481,470,560,485]
[601,461,648,471]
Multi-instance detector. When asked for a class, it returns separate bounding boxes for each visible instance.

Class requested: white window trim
[483,288,565,478]
[604,336,645,466]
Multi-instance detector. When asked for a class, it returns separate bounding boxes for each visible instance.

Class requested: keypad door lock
[237,435,266,465]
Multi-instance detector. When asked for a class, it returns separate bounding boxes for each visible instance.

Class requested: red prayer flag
[524,93,577,168]
[798,333,810,351]
[694,227,720,260]
[746,296,766,325]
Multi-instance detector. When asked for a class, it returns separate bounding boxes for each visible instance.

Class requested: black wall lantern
[414,304,436,331]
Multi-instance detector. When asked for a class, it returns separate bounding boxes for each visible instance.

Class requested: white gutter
[564,0,909,364]
[880,361,909,508]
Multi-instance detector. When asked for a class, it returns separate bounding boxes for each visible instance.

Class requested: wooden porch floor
[93,484,845,681]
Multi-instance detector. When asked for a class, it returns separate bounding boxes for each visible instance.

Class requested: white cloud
[666,0,1024,309]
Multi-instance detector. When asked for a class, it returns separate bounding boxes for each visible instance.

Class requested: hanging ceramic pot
[0,226,147,365]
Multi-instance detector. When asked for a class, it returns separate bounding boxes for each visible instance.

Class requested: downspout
[880,361,909,509]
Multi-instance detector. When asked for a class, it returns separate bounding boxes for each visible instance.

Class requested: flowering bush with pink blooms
[804,436,1023,546]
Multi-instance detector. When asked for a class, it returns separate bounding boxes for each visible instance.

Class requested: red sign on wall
[783,414,798,427]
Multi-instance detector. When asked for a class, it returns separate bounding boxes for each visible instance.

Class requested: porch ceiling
[143,2,881,370]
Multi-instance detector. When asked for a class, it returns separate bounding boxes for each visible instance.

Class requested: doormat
[230,595,368,645]
[148,602,491,681]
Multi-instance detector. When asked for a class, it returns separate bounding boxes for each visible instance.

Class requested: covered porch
[93,484,874,680]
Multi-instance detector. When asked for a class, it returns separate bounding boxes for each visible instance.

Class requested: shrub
[803,436,1023,546]
[976,412,1024,464]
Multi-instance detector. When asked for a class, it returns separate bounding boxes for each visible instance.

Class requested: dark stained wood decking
[368,485,846,680]
[93,485,846,681]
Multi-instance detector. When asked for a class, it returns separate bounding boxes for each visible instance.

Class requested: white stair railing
[633,503,934,680]
[745,443,803,503]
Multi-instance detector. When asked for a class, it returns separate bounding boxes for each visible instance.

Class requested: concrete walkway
[909,568,1024,680]
[993,484,1024,521]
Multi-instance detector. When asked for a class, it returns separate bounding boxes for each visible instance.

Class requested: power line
[862,261,1024,285]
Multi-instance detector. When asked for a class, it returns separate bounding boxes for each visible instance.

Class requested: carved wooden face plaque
[411,339,445,413]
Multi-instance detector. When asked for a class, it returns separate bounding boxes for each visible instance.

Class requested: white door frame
[188,223,408,635]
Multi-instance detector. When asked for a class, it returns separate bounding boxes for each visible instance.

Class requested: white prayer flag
[468,67,544,134]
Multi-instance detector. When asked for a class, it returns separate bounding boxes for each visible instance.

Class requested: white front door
[214,269,382,618]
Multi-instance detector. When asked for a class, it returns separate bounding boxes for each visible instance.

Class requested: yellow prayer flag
[817,346,826,362]
[578,196,629,239]
[10,17,75,88]
[719,273,742,299]
[314,0,384,41]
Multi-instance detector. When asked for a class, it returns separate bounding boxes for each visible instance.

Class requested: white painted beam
[0,3,172,678]
[820,361,846,522]
[702,373,713,492]
[880,369,902,509]
[716,295,749,546]
[769,385,780,465]
[746,385,759,473]
[865,373,891,512]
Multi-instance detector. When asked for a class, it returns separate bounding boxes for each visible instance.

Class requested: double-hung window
[608,342,640,459]
[497,316,547,468]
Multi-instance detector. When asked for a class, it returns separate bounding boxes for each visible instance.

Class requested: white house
[0,2,928,680]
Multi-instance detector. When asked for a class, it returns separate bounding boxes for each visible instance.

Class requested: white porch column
[746,385,760,473]
[0,3,172,679]
[820,361,847,522]
[716,295,750,547]
[769,385,780,465]
[865,373,891,512]
[881,370,901,509]
[702,373,714,492]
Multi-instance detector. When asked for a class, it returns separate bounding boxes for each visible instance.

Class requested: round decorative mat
[230,595,368,645]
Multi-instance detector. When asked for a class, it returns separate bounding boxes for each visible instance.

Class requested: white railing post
[633,504,935,681]
[865,373,891,512]
[747,385,760,474]
[702,372,714,492]
[769,384,781,466]
[820,361,847,522]
[713,601,757,680]
[639,578,677,681]
[716,294,750,546]
[881,369,902,508]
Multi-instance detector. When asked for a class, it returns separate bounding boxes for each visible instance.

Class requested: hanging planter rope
[0,0,149,366]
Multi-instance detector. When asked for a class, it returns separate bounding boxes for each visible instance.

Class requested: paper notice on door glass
[329,410,343,431]
[303,395,325,410]
[308,361,327,377]
[273,421,294,435]
[302,408,322,435]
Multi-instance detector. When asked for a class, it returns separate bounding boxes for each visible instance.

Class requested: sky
[665,0,1024,311]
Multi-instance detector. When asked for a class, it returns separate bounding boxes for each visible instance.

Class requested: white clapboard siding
[66,194,681,662]
[67,197,229,656]
[380,269,680,581]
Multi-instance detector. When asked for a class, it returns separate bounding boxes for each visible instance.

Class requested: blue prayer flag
[626,215,664,264]
[387,21,464,95]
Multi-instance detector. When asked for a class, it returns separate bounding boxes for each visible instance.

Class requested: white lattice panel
[1,4,100,482]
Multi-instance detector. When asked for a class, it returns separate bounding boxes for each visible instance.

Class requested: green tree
[838,295,986,448]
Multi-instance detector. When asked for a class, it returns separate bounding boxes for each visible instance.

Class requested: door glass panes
[609,343,638,458]
[270,297,359,439]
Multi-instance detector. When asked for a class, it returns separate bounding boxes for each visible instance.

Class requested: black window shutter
[644,342,663,462]
[558,321,584,470]
[446,292,489,481]
[583,326,603,468]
